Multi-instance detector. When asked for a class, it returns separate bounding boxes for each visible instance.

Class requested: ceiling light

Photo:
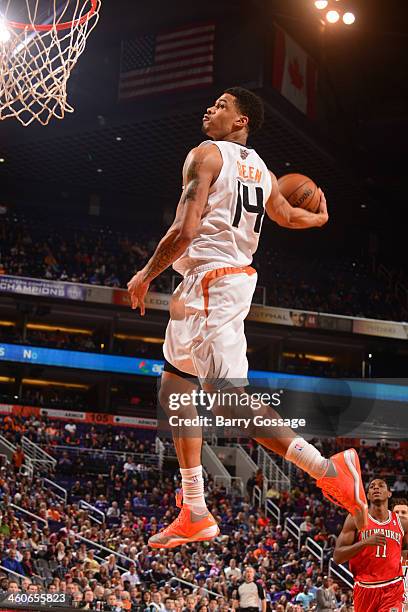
[0,158,5,163]
[97,168,103,173]
[326,10,340,23]
[314,1,328,9]
[343,12,356,25]
[116,136,122,142]
[0,22,11,43]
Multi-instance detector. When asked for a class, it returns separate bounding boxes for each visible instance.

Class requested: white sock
[180,465,207,513]
[285,437,329,479]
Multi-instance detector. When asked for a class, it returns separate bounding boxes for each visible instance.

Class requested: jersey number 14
[232,180,265,233]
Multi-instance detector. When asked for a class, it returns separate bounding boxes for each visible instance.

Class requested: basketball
[278,173,320,213]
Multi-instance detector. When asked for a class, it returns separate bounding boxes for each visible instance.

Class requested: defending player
[393,498,408,612]
[127,87,368,548]
[334,478,408,612]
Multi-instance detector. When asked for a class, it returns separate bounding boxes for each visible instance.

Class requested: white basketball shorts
[163,265,257,383]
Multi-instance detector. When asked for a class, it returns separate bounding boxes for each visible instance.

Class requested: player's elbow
[267,208,291,228]
[275,214,292,228]
[333,549,342,564]
[175,229,194,247]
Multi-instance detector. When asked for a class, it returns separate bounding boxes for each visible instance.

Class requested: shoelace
[160,508,187,535]
[319,482,352,510]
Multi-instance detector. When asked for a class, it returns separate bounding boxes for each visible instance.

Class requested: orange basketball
[277,173,320,213]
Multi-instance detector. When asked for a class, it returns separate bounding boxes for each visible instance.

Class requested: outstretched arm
[333,514,386,565]
[266,171,329,229]
[127,145,221,314]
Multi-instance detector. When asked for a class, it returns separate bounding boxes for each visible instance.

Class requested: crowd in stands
[0,387,88,412]
[1,415,407,610]
[0,326,98,353]
[0,210,405,321]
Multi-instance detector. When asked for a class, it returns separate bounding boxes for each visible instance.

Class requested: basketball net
[0,0,101,126]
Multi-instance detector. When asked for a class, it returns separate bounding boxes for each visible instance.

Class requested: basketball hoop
[0,1,101,126]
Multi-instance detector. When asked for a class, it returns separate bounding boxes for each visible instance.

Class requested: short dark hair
[224,87,264,134]
[367,477,389,491]
[391,497,408,509]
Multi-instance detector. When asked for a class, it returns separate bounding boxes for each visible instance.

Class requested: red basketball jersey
[350,510,404,584]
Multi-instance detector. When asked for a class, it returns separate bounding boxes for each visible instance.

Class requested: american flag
[119,23,215,100]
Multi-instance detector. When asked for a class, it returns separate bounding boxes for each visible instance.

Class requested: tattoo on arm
[142,231,185,282]
[142,155,209,282]
[182,160,200,204]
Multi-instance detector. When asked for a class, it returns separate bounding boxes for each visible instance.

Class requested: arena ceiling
[0,99,364,214]
[0,0,405,243]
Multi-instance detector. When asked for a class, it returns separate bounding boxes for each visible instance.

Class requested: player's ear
[387,490,392,499]
[236,114,249,130]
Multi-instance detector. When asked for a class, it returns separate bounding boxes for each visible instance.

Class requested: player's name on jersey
[361,528,402,544]
[236,161,263,183]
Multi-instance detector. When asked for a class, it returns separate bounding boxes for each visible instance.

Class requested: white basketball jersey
[173,140,272,276]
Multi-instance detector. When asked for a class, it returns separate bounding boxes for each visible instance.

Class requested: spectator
[295,585,315,609]
[11,446,25,473]
[121,563,141,587]
[315,577,336,611]
[82,589,95,609]
[123,456,137,474]
[299,516,313,535]
[224,559,241,580]
[20,551,35,577]
[7,580,20,594]
[2,549,25,575]
[107,501,121,519]
[392,476,408,493]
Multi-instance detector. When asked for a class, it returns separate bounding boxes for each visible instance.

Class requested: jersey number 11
[375,544,387,558]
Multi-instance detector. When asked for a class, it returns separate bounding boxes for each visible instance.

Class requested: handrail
[257,446,291,493]
[0,435,34,477]
[74,534,133,564]
[204,441,231,492]
[306,536,324,571]
[93,552,127,573]
[155,437,165,471]
[78,500,105,524]
[0,564,45,585]
[42,478,67,503]
[252,484,262,508]
[285,517,301,550]
[265,498,281,525]
[0,434,16,452]
[214,474,232,491]
[328,558,354,589]
[168,577,224,600]
[22,436,56,468]
[44,445,158,466]
[10,503,48,526]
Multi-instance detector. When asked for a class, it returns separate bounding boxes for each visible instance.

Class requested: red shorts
[354,580,404,612]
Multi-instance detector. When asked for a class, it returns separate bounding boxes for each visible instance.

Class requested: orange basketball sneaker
[316,448,368,530]
[148,490,219,549]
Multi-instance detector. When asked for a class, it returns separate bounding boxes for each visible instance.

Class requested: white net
[0,0,101,126]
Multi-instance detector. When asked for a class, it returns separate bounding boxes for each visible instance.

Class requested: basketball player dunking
[393,498,408,612]
[127,87,368,548]
[334,479,408,612]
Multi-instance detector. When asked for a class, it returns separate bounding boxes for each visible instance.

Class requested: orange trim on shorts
[201,265,256,318]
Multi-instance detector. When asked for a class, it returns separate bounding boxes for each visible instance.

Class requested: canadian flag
[272,26,318,119]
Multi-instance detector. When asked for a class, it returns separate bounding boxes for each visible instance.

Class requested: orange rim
[6,0,99,32]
